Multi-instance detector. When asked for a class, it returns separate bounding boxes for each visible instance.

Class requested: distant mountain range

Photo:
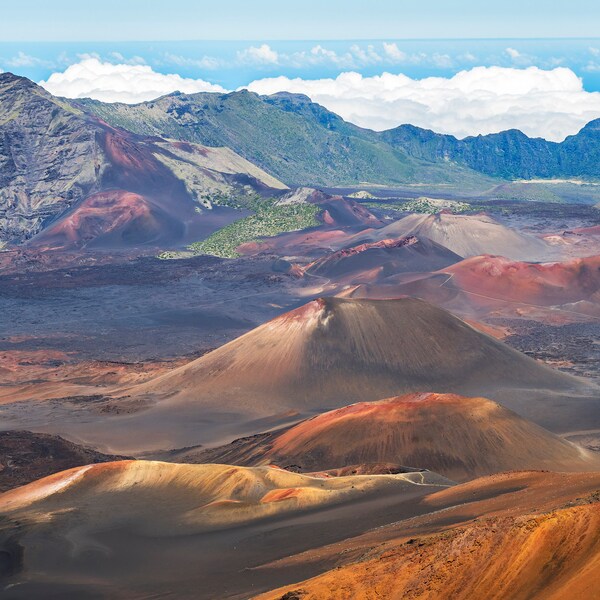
[76,87,600,184]
[1,71,600,245]
[75,90,484,187]
[382,121,600,179]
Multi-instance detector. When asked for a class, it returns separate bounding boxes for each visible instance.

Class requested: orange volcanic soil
[191,393,600,482]
[257,498,600,600]
[255,471,600,600]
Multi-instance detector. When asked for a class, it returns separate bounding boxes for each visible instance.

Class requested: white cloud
[37,59,600,142]
[383,43,406,62]
[237,44,279,65]
[349,44,382,65]
[38,58,226,103]
[431,53,453,68]
[288,45,360,69]
[459,52,478,63]
[506,47,521,60]
[6,51,53,68]
[244,66,600,142]
[108,52,146,66]
[163,52,222,70]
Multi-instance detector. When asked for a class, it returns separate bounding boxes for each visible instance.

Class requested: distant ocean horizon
[2,38,600,91]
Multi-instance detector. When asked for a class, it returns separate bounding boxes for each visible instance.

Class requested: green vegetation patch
[188,201,319,258]
[365,196,472,214]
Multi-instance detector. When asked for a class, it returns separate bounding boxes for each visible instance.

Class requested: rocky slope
[78,90,600,183]
[258,495,600,600]
[0,73,286,247]
[0,430,128,491]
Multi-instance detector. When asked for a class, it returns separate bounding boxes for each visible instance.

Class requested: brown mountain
[303,235,461,282]
[89,296,581,453]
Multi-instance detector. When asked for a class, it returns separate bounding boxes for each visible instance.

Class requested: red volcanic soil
[31,190,184,249]
[304,235,461,282]
[445,254,600,306]
[0,350,187,404]
[183,392,600,482]
[344,254,600,324]
[573,224,600,236]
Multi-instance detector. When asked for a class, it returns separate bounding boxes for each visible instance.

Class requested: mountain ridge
[70,86,492,187]
[70,82,600,183]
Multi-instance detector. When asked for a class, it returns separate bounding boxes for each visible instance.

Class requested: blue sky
[2,39,600,91]
[1,0,599,41]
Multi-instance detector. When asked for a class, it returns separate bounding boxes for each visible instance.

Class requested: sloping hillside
[0,73,286,247]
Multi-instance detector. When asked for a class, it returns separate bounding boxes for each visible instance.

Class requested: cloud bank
[38,60,600,141]
[39,58,226,103]
[245,66,600,141]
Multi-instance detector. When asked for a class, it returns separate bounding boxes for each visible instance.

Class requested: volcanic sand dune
[344,212,551,260]
[1,465,599,598]
[0,461,448,531]
[303,235,461,283]
[0,460,450,598]
[186,393,600,482]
